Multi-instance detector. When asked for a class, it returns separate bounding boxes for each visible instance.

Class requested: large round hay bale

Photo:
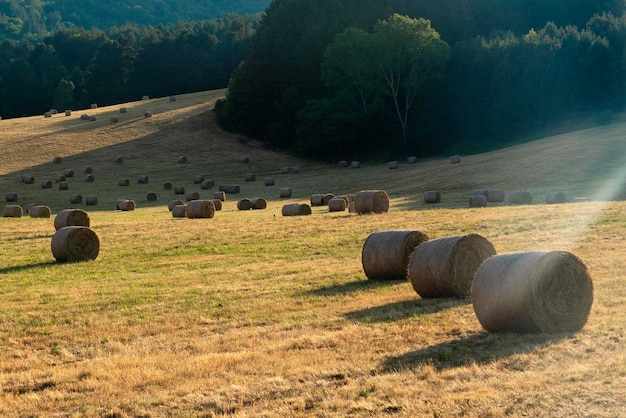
[362,230,430,281]
[80,114,90,121]
[290,166,300,174]
[53,156,63,164]
[171,205,187,218]
[41,180,53,189]
[54,209,90,230]
[186,200,216,219]
[65,110,72,116]
[450,154,461,164]
[214,191,226,201]
[322,193,335,205]
[2,205,23,218]
[194,175,205,184]
[251,198,267,210]
[163,181,172,190]
[473,190,488,198]
[146,192,157,201]
[279,188,292,198]
[85,196,98,206]
[138,175,149,184]
[237,198,252,210]
[69,194,82,204]
[84,166,93,174]
[173,186,185,195]
[279,166,289,174]
[388,161,399,170]
[219,184,240,194]
[142,95,149,100]
[55,174,66,183]
[115,156,124,164]
[472,251,593,333]
[118,178,130,187]
[408,234,497,298]
[44,111,52,118]
[200,179,215,189]
[240,155,250,163]
[168,199,185,211]
[177,155,188,164]
[351,161,361,169]
[424,191,441,204]
[186,192,200,202]
[407,156,417,164]
[509,190,533,204]
[119,107,127,113]
[5,192,18,202]
[328,197,347,212]
[310,194,325,206]
[487,190,505,202]
[51,226,100,262]
[144,111,152,118]
[25,203,38,213]
[264,177,275,186]
[85,174,95,182]
[354,190,389,214]
[469,195,488,208]
[338,160,348,167]
[212,199,223,211]
[30,205,51,218]
[58,181,69,190]
[90,103,98,109]
[245,173,256,182]
[64,169,74,177]
[22,174,35,184]
[282,203,311,216]
[118,199,136,211]
[546,192,566,204]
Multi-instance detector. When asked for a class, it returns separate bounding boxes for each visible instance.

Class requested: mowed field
[0,90,625,417]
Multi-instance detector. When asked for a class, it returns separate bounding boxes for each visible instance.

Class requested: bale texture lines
[362,230,430,281]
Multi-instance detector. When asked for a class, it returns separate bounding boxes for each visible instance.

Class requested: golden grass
[0,91,624,417]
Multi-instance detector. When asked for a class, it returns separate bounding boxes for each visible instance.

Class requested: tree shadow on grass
[379,331,568,372]
[344,298,470,323]
[0,261,58,274]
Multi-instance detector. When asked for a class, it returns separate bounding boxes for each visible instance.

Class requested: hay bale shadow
[0,261,58,274]
[306,279,407,297]
[344,298,469,323]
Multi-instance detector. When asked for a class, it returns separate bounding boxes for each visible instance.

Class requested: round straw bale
[25,203,38,213]
[2,205,22,217]
[84,165,93,174]
[54,209,90,230]
[348,201,356,213]
[362,230,430,281]
[90,103,97,109]
[290,166,300,174]
[351,161,361,168]
[53,156,63,164]
[110,116,119,123]
[546,192,566,204]
[50,109,58,114]
[251,198,267,210]
[264,177,275,186]
[354,190,390,214]
[144,111,152,118]
[471,251,594,333]
[86,196,98,206]
[450,154,461,164]
[138,175,149,184]
[473,190,488,197]
[279,166,289,174]
[186,200,216,219]
[571,197,594,203]
[168,199,185,211]
[280,188,292,198]
[214,191,226,201]
[186,192,200,202]
[407,156,417,164]
[177,155,187,164]
[219,184,240,194]
[509,190,533,204]
[212,199,223,211]
[240,155,250,163]
[310,194,325,206]
[5,192,17,202]
[388,161,399,170]
[51,226,99,262]
[323,193,335,205]
[338,160,348,167]
[200,179,215,189]
[163,181,172,190]
[142,95,149,100]
[30,205,51,218]
[469,195,488,208]
[408,234,497,298]
[58,181,69,190]
[146,192,157,201]
[115,156,124,164]
[119,107,127,113]
[328,197,347,212]
[80,114,89,121]
[44,111,52,118]
[118,199,136,211]
[173,186,185,195]
[282,203,311,216]
[89,116,97,122]
[41,180,53,189]
[85,174,95,182]
[194,175,205,184]
[245,173,256,182]
[118,178,130,187]
[55,174,66,182]
[65,110,72,116]
[169,95,177,102]
[424,191,441,204]
[487,189,505,202]
[69,194,82,204]
[22,174,35,184]
[64,169,75,177]
[237,198,252,210]
[172,205,187,218]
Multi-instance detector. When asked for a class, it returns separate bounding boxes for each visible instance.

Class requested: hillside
[1,89,626,214]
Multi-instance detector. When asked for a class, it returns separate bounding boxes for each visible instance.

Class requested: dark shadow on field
[0,261,57,274]
[306,279,408,297]
[344,298,469,323]
[379,331,567,372]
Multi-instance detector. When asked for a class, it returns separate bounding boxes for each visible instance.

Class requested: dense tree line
[0,15,258,118]
[217,0,626,159]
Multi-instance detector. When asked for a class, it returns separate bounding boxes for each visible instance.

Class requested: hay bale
[280,188,292,198]
[264,177,275,186]
[22,174,35,184]
[44,111,52,118]
[212,199,223,211]
[322,193,335,205]
[546,192,566,204]
[282,203,311,216]
[214,191,226,201]
[354,190,390,214]
[509,190,533,204]
[169,95,177,102]
[348,201,356,213]
[388,161,399,170]
[471,251,594,333]
[142,95,149,100]
[118,199,136,211]
[5,192,17,202]
[362,230,430,281]
[338,160,348,168]
[424,191,441,204]
[240,155,250,163]
[237,198,252,210]
[245,173,256,182]
[219,184,240,194]
[110,116,119,123]
[85,174,95,182]
[50,109,58,114]
[58,181,69,190]
[469,195,488,208]
[310,194,325,206]
[115,156,124,164]
[90,103,98,109]
[65,110,72,116]
[200,179,215,189]
[30,205,51,218]
[64,169,75,178]
[186,192,200,202]
[351,161,361,168]
[473,190,488,198]
[168,199,185,211]
[173,186,185,195]
[186,200,216,219]
[408,234,497,298]
[80,114,90,121]
[171,204,187,218]
[89,115,97,122]
[25,203,38,213]
[119,107,127,113]
[2,205,22,218]
[194,175,205,184]
[138,175,149,184]
[118,178,130,187]
[55,174,66,183]
[54,209,90,230]
[51,226,99,262]
[450,154,461,164]
[178,156,188,164]
[251,198,267,210]
[84,165,93,174]
[163,181,172,190]
[487,189,505,202]
[146,192,157,201]
[290,166,300,174]
[407,156,417,164]
[69,194,83,204]
[144,111,152,118]
[328,197,347,212]
[41,180,53,189]
[279,166,289,174]
[53,156,63,164]
[571,197,594,203]
[86,196,98,206]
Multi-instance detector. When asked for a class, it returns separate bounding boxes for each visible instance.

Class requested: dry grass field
[0,91,625,417]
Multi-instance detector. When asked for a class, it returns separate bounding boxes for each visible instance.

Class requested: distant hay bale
[69,194,83,204]
[351,161,361,168]
[41,180,53,189]
[423,191,441,204]
[58,181,69,190]
[388,161,399,170]
[219,184,240,194]
[5,192,17,202]
[194,175,205,184]
[146,192,157,202]
[472,251,594,333]
[80,114,90,121]
[509,190,533,205]
[89,115,97,122]
[54,209,90,230]
[25,203,38,213]
[22,174,35,184]
[90,103,97,109]
[115,156,124,164]
[110,116,119,123]
[142,95,149,100]
[354,190,390,214]
[212,199,223,211]
[138,175,149,184]
[177,155,188,164]
[85,196,98,206]
[237,198,252,210]
[328,197,347,212]
[571,197,594,203]
[546,192,566,204]
[53,156,63,164]
[487,189,505,202]
[240,155,250,163]
[408,234,497,298]
[245,173,256,182]
[85,174,95,182]
[323,193,335,205]
[279,166,289,174]
[51,226,100,262]
[251,198,267,210]
[169,95,177,102]
[186,200,216,219]
[30,205,51,218]
[163,181,172,190]
[290,166,300,174]
[280,188,292,198]
[144,111,152,118]
[362,230,430,281]
[118,178,130,187]
[84,166,93,174]
[264,177,275,186]
[338,160,348,168]
[119,107,127,114]
[64,169,75,178]
[44,111,52,118]
[200,179,215,189]
[65,110,72,116]
[407,156,417,164]
[349,201,356,213]
[469,195,488,208]
[118,199,136,211]
[171,204,187,218]
[168,200,185,211]
[186,192,200,202]
[473,190,488,198]
[173,186,185,195]
[310,194,325,206]
[214,191,226,201]
[282,203,311,216]
[50,109,58,114]
[2,205,22,218]
[450,154,461,164]
[55,174,66,183]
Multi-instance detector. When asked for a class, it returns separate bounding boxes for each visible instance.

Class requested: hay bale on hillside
[30,205,51,218]
[279,166,289,174]
[388,161,399,170]
[473,190,488,198]
[509,190,533,205]
[89,115,97,122]
[177,155,188,164]
[469,195,488,208]
[54,209,90,230]
[251,198,267,210]
[65,110,72,116]
[450,154,461,164]
[51,226,99,262]
[85,174,95,182]
[2,205,22,218]
[200,179,215,189]
[142,95,149,100]
[237,198,252,210]
[171,204,187,218]
[80,114,90,121]
[219,184,240,194]
[487,189,505,202]
[407,156,417,164]
[328,197,347,212]
[5,192,17,202]
[351,161,361,168]
[571,197,594,203]
[64,169,74,178]
[86,196,98,206]
[41,180,53,189]
[58,181,69,190]
[290,166,300,174]
[472,251,593,333]
[69,194,82,204]
[138,175,149,184]
[546,192,566,204]
[338,160,348,168]
[168,200,185,211]
[25,203,38,213]
[194,175,205,184]
[240,155,250,163]
[282,203,311,216]
[163,181,172,190]
[144,111,152,118]
[279,188,292,198]
[84,165,93,174]
[354,190,389,214]
[245,173,256,182]
[119,107,127,113]
[22,174,35,184]
[146,192,157,202]
[362,230,430,281]
[214,191,226,201]
[424,191,441,204]
[90,103,97,109]
[322,193,335,205]
[118,199,136,211]
[118,178,130,187]
[310,194,325,206]
[408,234,497,298]
[55,174,66,183]
[212,199,223,211]
[169,95,177,102]
[110,117,119,123]
[264,177,275,186]
[186,200,216,219]
[173,186,185,195]
[115,156,124,164]
[53,156,63,164]
[186,192,200,202]
[44,111,52,118]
